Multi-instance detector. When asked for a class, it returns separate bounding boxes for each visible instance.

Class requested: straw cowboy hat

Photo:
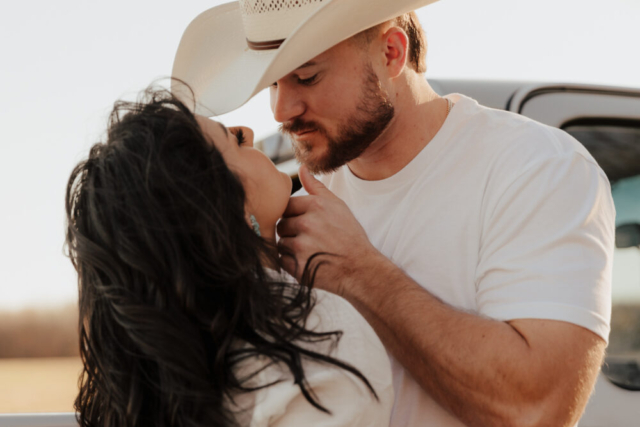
[172,0,440,116]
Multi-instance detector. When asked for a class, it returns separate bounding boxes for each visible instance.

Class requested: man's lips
[293,129,317,138]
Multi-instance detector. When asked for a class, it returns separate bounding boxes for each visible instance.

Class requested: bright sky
[1,0,639,310]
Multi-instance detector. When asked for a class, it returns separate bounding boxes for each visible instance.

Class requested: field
[0,303,638,414]
[0,357,81,413]
[0,304,78,359]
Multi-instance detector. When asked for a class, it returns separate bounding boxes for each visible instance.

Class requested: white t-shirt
[227,271,394,426]
[303,94,615,426]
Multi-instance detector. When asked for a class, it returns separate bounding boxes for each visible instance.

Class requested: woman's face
[197,116,292,235]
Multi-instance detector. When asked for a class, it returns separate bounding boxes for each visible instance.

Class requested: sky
[0,0,639,310]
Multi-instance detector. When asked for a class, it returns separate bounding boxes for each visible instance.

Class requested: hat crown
[239,0,326,43]
[240,0,324,14]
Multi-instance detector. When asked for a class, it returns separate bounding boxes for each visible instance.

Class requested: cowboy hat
[172,0,440,116]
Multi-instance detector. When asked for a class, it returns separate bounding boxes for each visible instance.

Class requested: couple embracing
[66,1,614,426]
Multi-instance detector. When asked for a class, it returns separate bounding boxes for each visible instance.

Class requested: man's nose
[270,83,305,123]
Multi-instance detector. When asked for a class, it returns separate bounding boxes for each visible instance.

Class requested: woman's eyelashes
[232,128,245,146]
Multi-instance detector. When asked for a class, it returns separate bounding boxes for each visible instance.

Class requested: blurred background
[0,0,638,413]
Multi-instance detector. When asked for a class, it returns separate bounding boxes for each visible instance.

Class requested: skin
[272,24,606,427]
[196,116,292,245]
[278,61,394,175]
[270,29,447,181]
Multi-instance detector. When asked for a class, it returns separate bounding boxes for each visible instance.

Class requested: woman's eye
[232,128,245,146]
[297,74,318,86]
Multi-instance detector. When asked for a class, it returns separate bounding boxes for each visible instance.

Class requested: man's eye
[297,74,318,86]
[232,128,245,146]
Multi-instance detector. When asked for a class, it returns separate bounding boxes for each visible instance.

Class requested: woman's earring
[249,214,261,237]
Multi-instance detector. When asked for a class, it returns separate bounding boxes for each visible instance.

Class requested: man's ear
[382,27,409,79]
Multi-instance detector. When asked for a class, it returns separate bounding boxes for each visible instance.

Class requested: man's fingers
[277,237,304,280]
[277,236,293,259]
[283,195,314,217]
[277,216,302,237]
[277,236,305,260]
[278,249,298,278]
[299,165,330,197]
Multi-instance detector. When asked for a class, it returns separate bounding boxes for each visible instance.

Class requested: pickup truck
[2,79,639,426]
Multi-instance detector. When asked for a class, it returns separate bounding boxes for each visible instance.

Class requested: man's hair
[354,12,427,74]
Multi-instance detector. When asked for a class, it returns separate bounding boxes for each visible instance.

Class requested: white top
[300,94,615,427]
[227,271,394,426]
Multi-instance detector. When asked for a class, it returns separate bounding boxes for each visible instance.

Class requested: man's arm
[277,166,606,427]
[344,251,605,427]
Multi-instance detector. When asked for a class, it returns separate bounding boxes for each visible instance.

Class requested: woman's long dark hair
[65,85,376,427]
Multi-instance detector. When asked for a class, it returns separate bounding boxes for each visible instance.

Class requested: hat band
[246,38,285,51]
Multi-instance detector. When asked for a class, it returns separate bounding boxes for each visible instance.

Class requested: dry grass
[0,301,636,415]
[0,304,78,358]
[0,304,81,413]
[0,357,81,413]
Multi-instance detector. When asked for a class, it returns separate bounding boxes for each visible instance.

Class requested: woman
[65,86,393,427]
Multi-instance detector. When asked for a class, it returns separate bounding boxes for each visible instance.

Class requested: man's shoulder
[454,93,558,141]
[452,93,596,169]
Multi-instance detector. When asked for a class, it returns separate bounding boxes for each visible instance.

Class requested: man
[173,1,614,426]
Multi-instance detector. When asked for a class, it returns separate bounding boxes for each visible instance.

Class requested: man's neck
[347,78,446,181]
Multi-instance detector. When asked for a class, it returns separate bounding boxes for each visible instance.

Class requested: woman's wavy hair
[65,84,376,427]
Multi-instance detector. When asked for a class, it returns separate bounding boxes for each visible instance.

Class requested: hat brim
[172,0,440,116]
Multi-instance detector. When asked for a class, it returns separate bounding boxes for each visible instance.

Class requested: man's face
[270,40,394,174]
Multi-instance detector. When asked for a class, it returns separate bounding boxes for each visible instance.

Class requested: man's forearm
[342,253,603,427]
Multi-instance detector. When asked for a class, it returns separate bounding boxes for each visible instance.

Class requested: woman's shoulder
[309,289,388,359]
[242,271,394,426]
[248,288,394,426]
[267,269,390,376]
[266,269,389,372]
[310,290,393,390]
[265,268,385,346]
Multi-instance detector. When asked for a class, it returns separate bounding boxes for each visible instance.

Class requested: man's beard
[280,64,395,175]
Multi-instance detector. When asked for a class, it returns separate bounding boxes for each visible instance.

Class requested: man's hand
[277,165,378,294]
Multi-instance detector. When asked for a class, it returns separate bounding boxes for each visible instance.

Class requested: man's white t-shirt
[300,94,615,426]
